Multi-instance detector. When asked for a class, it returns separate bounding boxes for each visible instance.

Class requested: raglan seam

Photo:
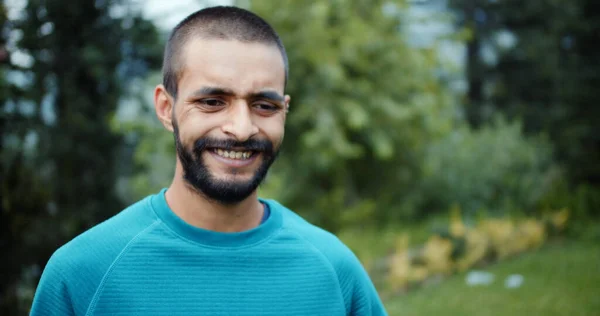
[83,220,162,316]
[282,227,348,315]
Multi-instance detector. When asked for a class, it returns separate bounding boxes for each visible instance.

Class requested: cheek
[177,113,218,143]
[258,116,285,145]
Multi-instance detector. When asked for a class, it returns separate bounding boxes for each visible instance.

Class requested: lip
[207,150,259,168]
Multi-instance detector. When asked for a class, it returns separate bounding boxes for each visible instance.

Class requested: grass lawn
[383,240,600,316]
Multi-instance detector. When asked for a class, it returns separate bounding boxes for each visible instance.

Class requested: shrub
[417,118,559,217]
[382,208,566,295]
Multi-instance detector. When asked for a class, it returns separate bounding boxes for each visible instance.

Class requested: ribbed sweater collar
[150,188,283,248]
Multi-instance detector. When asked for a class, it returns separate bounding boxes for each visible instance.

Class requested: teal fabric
[30,189,387,315]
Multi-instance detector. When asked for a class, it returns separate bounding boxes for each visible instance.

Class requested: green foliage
[538,180,600,240]
[339,221,437,269]
[126,1,572,234]
[0,1,162,313]
[110,73,176,202]
[244,0,458,230]
[448,0,600,199]
[540,181,600,219]
[126,0,460,231]
[128,1,566,233]
[417,118,559,216]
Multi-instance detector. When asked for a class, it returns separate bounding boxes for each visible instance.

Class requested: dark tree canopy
[449,0,600,190]
[0,0,162,313]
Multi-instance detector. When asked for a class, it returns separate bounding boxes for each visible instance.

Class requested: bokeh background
[1,0,599,315]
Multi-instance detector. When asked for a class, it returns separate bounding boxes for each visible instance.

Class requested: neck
[165,163,264,233]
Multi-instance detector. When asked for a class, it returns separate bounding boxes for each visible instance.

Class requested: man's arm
[346,252,388,316]
[30,256,75,316]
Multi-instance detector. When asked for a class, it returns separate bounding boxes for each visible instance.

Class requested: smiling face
[155,38,290,204]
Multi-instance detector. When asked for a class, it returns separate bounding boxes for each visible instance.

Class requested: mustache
[192,137,274,153]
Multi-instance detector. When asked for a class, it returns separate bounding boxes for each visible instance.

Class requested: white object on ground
[504,274,524,289]
[465,271,495,286]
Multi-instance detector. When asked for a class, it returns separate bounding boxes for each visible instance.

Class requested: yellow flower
[518,219,546,250]
[551,208,569,231]
[388,252,411,291]
[387,234,411,291]
[422,235,454,275]
[479,219,515,259]
[456,229,489,272]
[449,204,466,238]
[409,265,429,283]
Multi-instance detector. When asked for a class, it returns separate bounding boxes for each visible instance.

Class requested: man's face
[171,39,288,204]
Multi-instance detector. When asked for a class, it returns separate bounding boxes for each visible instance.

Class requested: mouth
[210,148,256,160]
[206,147,260,168]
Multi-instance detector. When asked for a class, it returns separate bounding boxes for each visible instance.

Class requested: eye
[198,98,226,107]
[253,102,280,112]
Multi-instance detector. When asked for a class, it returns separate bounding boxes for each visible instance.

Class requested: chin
[213,175,256,187]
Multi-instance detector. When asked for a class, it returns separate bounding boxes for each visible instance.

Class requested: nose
[221,101,259,141]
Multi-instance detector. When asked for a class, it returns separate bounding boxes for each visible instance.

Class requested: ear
[283,94,291,119]
[154,84,174,132]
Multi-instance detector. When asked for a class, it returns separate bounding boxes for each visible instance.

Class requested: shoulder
[269,200,350,250]
[267,199,365,276]
[265,200,387,315]
[36,195,160,315]
[52,195,159,269]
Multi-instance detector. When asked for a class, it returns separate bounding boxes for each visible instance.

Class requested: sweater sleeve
[275,205,388,315]
[310,235,387,316]
[343,250,388,316]
[30,255,75,316]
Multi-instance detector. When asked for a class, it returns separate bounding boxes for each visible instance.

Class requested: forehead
[178,38,286,95]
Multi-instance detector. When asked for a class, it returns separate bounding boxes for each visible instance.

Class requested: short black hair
[162,6,288,99]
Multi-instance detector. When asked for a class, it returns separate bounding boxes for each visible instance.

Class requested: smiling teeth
[215,149,253,160]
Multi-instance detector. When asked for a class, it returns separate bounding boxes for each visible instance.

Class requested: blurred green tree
[449,0,600,210]
[248,0,458,230]
[419,118,558,216]
[126,0,562,232]
[0,0,162,313]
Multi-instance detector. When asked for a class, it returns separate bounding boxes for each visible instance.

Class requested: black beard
[173,123,278,205]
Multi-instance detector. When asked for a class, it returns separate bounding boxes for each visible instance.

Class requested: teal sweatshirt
[30,189,387,315]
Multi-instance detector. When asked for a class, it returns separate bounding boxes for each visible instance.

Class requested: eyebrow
[252,91,285,104]
[193,86,235,97]
[190,86,285,104]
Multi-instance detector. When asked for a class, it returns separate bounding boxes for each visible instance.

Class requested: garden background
[1,0,599,315]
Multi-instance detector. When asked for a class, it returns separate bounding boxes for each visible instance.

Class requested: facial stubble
[172,120,279,205]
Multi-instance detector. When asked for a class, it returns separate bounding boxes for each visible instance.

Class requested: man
[30,6,387,316]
